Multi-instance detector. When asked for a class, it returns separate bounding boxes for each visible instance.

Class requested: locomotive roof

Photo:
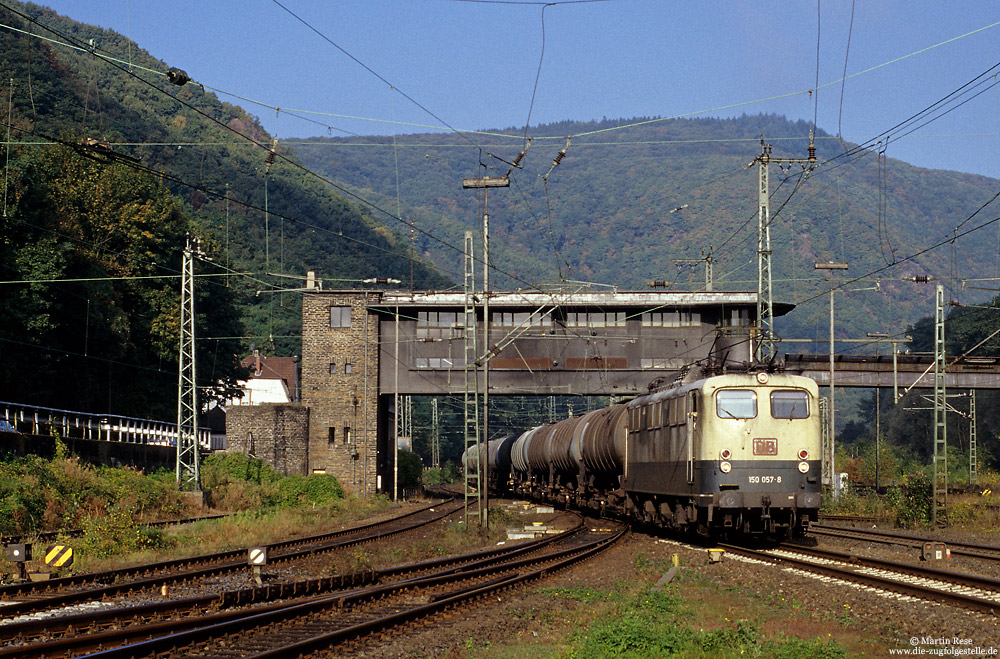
[627,372,819,407]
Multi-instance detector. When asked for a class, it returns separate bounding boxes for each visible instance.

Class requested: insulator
[167,68,190,86]
[264,138,278,166]
[648,280,669,288]
[808,144,816,161]
[553,151,566,166]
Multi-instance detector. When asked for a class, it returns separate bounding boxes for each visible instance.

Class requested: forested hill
[287,115,1000,344]
[0,1,448,417]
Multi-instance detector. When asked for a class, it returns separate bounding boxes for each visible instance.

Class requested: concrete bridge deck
[782,353,1000,389]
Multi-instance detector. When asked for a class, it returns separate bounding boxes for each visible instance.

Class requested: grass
[474,552,892,659]
[27,495,395,575]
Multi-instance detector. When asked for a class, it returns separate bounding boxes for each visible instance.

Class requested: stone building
[226,404,309,477]
[298,288,768,496]
[301,291,380,493]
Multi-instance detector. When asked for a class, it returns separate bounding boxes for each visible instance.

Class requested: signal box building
[298,289,783,495]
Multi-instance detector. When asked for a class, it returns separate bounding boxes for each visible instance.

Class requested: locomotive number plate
[753,438,778,455]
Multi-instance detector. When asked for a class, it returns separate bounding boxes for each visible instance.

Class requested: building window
[344,363,353,374]
[416,311,460,338]
[330,306,352,328]
[730,309,750,326]
[565,312,626,328]
[328,427,336,444]
[492,311,553,328]
[415,357,463,369]
[641,311,700,327]
[344,426,352,444]
[329,362,336,374]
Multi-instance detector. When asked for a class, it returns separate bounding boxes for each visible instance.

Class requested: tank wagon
[468,370,822,538]
[461,433,519,497]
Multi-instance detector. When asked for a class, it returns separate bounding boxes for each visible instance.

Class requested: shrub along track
[0,499,461,622]
[1,514,626,658]
[1,513,236,546]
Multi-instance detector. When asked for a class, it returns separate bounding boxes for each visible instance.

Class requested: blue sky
[26,1,1000,179]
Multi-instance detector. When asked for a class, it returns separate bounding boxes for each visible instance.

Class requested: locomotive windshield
[716,390,757,419]
[770,390,810,419]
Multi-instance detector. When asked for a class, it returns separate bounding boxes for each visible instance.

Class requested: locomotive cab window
[716,390,757,419]
[770,390,809,419]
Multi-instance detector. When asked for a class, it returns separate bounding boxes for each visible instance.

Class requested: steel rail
[719,543,1000,616]
[60,524,626,658]
[0,500,460,617]
[809,523,1000,560]
[776,543,1000,592]
[0,516,578,656]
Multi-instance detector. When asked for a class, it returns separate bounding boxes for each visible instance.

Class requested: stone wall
[300,291,381,493]
[226,404,309,476]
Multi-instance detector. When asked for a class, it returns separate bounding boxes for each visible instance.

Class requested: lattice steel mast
[969,389,977,488]
[462,231,481,524]
[176,234,202,491]
[933,284,947,526]
[753,135,816,361]
[431,397,440,470]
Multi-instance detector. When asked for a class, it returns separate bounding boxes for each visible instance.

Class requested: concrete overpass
[782,353,1000,390]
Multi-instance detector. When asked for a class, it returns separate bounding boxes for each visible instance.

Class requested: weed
[564,584,848,658]
[539,586,615,605]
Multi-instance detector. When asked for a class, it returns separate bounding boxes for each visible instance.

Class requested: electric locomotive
[622,370,821,537]
[473,369,821,539]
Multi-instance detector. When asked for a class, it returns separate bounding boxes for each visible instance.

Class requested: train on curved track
[464,369,822,539]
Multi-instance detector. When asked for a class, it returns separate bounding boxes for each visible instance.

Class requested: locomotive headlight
[798,449,809,460]
[756,372,769,384]
[720,448,732,460]
[797,461,810,474]
[720,461,732,474]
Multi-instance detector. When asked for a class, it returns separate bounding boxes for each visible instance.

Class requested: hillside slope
[288,114,1000,344]
[0,1,450,354]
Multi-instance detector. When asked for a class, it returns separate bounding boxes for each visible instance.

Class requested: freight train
[464,370,822,538]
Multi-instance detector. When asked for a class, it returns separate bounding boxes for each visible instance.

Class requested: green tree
[0,146,245,417]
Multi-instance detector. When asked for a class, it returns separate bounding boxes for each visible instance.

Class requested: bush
[422,461,461,485]
[201,452,281,488]
[397,450,423,490]
[277,474,344,507]
[894,473,932,527]
[77,506,173,558]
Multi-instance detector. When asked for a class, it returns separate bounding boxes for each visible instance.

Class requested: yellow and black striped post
[44,544,74,570]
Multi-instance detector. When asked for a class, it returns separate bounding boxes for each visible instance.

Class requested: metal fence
[0,401,211,449]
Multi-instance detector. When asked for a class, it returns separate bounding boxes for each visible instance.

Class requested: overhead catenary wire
[837,0,856,143]
[7,5,1000,348]
[268,0,485,152]
[2,13,998,148]
[0,4,560,296]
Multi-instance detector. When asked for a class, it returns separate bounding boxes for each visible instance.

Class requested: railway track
[808,523,1000,561]
[1,515,626,657]
[719,541,1000,616]
[0,499,460,620]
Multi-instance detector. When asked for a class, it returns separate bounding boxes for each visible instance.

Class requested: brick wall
[301,291,381,493]
[226,404,309,476]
